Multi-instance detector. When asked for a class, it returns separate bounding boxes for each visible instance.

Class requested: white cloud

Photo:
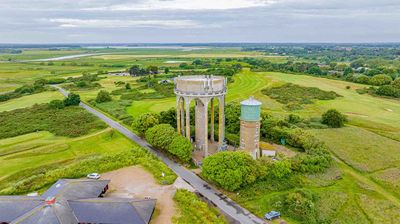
[84,0,277,11]
[48,18,199,28]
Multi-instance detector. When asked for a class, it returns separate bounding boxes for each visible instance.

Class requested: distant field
[262,72,400,130]
[0,91,63,112]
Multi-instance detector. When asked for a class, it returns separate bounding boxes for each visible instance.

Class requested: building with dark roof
[0,179,156,224]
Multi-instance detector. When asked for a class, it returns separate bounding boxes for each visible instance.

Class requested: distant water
[24,53,104,62]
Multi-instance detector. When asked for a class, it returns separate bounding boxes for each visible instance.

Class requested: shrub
[286,114,302,124]
[145,124,177,149]
[96,90,112,103]
[369,74,392,86]
[321,109,347,128]
[48,99,65,109]
[168,135,193,163]
[132,113,159,135]
[159,107,177,128]
[224,132,240,146]
[202,151,258,191]
[63,93,80,106]
[225,103,241,133]
[283,189,318,223]
[125,83,131,89]
[393,78,400,88]
[354,74,370,84]
[262,83,340,106]
[376,85,400,98]
[0,104,106,139]
[173,189,227,224]
[292,147,332,173]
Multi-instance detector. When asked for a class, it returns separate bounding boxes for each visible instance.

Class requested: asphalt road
[55,86,265,224]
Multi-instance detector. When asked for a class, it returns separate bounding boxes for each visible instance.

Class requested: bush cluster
[95,90,112,103]
[173,189,228,224]
[0,79,50,103]
[321,109,347,128]
[262,83,340,109]
[145,124,193,163]
[202,151,258,191]
[0,104,106,139]
[132,113,160,136]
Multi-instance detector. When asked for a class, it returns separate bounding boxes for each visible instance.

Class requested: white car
[87,173,101,179]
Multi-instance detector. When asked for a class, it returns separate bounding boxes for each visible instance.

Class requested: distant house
[108,72,130,77]
[0,179,156,224]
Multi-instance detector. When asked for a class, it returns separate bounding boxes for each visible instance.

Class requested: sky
[0,0,399,43]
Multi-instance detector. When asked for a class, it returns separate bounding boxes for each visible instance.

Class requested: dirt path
[101,166,177,224]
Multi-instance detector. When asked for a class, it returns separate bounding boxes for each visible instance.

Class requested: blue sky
[0,0,399,43]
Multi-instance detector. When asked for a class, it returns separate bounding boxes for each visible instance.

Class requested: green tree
[168,135,193,163]
[95,90,112,103]
[393,78,400,88]
[48,100,65,109]
[225,103,241,133]
[159,107,177,128]
[63,93,80,106]
[145,124,177,150]
[129,65,147,76]
[147,65,158,74]
[343,67,353,76]
[369,74,392,86]
[164,67,170,74]
[321,109,347,128]
[202,151,257,191]
[125,83,131,90]
[132,113,159,135]
[354,74,370,84]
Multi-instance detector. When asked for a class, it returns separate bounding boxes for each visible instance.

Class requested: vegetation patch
[371,168,400,195]
[172,189,227,224]
[309,127,400,172]
[0,104,106,139]
[262,83,341,109]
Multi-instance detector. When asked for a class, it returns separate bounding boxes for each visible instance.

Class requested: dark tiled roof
[42,179,110,200]
[0,179,156,224]
[11,200,78,224]
[0,196,43,223]
[68,198,156,224]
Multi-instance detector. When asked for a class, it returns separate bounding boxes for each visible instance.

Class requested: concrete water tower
[240,97,262,159]
[174,75,227,158]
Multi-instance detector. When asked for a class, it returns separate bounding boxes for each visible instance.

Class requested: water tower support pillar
[176,97,181,134]
[210,98,215,142]
[218,96,225,146]
[185,97,192,140]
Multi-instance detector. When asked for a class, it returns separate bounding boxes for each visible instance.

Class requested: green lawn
[0,91,63,112]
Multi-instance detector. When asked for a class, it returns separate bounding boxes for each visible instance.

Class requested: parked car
[264,211,280,220]
[87,173,101,179]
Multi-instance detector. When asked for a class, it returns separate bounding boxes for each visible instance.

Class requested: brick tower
[239,97,262,159]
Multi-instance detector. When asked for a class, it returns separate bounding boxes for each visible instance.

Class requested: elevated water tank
[240,97,262,122]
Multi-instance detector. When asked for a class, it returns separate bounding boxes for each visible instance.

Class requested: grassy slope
[0,91,63,112]
[0,129,121,179]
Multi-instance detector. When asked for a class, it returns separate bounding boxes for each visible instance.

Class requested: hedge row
[145,124,193,163]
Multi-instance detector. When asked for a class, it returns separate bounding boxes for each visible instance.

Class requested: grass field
[309,127,400,173]
[0,91,63,112]
[0,129,116,179]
